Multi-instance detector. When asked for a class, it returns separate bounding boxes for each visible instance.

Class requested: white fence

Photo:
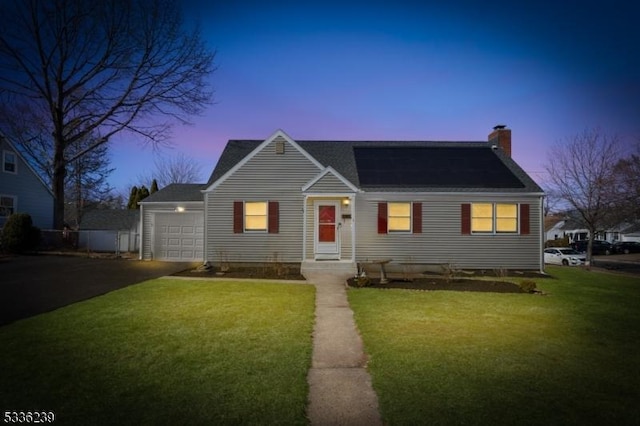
[39,229,139,253]
[78,230,139,253]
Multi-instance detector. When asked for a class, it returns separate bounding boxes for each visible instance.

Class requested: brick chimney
[488,125,511,157]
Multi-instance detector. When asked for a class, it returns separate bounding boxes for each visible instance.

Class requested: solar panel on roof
[353,146,525,188]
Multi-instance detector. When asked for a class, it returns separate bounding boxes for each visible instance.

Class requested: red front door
[315,201,340,259]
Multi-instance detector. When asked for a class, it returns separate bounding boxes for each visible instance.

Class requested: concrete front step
[301,260,357,283]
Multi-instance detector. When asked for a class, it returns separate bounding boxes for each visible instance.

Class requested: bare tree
[545,129,622,264]
[0,0,215,228]
[612,142,640,222]
[137,153,204,188]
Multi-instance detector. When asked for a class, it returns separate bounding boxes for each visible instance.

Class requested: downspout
[539,195,545,274]
[351,194,356,262]
[203,192,208,264]
[302,195,308,261]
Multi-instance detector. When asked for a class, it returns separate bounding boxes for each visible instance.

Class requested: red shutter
[378,202,388,234]
[520,204,530,235]
[412,202,422,234]
[268,201,279,233]
[461,204,471,235]
[233,201,243,233]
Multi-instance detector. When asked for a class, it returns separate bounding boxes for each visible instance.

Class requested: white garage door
[154,212,204,261]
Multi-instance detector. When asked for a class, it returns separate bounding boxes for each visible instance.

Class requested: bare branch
[0,0,216,228]
[545,128,623,262]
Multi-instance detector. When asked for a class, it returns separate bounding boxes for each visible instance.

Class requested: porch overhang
[302,193,356,262]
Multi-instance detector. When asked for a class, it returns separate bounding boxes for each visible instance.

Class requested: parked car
[544,248,587,266]
[612,241,640,254]
[570,240,613,255]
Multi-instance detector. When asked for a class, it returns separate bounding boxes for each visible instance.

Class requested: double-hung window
[233,201,279,234]
[468,202,520,234]
[0,195,16,218]
[495,203,518,233]
[377,202,422,234]
[388,202,412,232]
[3,151,17,174]
[244,201,268,231]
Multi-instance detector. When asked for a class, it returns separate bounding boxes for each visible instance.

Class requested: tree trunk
[52,136,66,230]
[586,228,595,270]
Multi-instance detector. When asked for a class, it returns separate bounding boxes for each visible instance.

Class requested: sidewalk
[305,273,383,425]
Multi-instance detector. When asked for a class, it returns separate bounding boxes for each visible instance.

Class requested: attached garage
[138,183,206,262]
[154,212,204,261]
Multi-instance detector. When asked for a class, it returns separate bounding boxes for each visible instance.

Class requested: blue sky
[110,0,640,192]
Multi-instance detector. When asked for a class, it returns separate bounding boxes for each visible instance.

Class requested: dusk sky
[110,0,640,193]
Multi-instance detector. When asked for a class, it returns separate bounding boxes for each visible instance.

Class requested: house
[0,136,54,229]
[78,209,140,252]
[545,214,566,242]
[139,127,545,275]
[548,210,640,244]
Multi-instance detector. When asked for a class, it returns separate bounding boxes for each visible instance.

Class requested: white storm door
[314,201,340,260]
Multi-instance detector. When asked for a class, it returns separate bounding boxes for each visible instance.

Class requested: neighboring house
[619,222,640,242]
[140,127,545,275]
[545,215,566,241]
[547,210,640,243]
[0,136,54,229]
[78,209,140,252]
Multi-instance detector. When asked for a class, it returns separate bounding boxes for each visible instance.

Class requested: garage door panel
[154,212,204,261]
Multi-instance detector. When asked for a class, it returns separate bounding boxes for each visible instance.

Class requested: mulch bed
[172,266,306,280]
[173,265,540,293]
[347,277,527,293]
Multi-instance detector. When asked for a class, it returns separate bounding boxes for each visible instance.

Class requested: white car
[544,247,586,266]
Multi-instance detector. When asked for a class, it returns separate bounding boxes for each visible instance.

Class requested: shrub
[545,237,570,248]
[1,213,41,253]
[355,275,371,287]
[519,280,537,293]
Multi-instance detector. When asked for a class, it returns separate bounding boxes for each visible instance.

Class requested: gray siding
[355,193,543,270]
[306,172,354,193]
[205,138,322,263]
[0,140,53,229]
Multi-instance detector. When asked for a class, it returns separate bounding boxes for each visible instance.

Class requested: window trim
[244,201,268,232]
[3,150,17,174]
[0,194,17,218]
[378,202,422,234]
[387,202,412,233]
[468,202,520,235]
[495,203,518,233]
[233,200,279,234]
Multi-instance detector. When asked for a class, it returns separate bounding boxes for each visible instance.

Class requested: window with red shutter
[233,201,244,233]
[412,202,422,234]
[378,203,388,234]
[461,204,471,234]
[520,204,530,235]
[268,201,279,233]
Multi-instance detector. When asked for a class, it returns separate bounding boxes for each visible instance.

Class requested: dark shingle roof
[79,209,139,230]
[206,139,543,193]
[140,183,205,203]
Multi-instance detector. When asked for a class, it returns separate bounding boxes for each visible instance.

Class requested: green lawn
[349,267,640,425]
[0,279,315,425]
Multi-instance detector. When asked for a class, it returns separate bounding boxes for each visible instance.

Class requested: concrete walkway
[305,273,383,425]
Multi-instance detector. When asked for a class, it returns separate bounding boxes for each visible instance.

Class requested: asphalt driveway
[0,255,197,326]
